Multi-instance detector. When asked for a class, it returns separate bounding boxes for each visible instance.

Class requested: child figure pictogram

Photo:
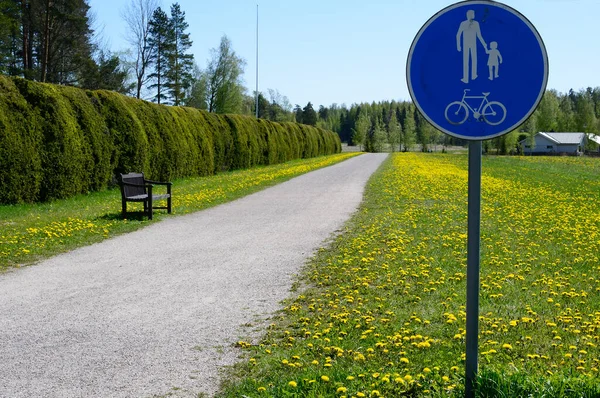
[486,41,503,80]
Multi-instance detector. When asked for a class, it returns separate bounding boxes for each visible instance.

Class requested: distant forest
[305,87,600,154]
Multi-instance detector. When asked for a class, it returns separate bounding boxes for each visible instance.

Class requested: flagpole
[255,4,259,118]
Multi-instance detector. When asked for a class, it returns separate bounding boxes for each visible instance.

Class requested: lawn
[220,153,600,397]
[0,153,359,271]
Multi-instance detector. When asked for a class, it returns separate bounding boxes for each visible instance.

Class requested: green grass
[475,368,600,398]
[0,153,359,271]
[217,153,600,398]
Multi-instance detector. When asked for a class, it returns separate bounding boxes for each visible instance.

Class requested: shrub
[0,77,43,203]
[14,78,94,200]
[0,76,341,204]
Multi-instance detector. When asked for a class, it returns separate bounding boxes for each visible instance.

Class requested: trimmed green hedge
[0,76,341,204]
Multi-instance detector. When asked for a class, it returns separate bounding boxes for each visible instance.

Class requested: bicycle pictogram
[444,89,507,125]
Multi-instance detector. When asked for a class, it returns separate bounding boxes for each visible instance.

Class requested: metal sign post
[465,140,482,396]
[407,2,548,397]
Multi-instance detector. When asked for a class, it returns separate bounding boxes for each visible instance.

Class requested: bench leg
[167,184,172,214]
[147,186,153,220]
[122,199,127,219]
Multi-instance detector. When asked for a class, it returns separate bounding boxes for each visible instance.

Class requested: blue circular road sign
[407,1,549,140]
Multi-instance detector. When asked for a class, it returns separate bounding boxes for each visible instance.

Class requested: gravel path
[0,153,387,398]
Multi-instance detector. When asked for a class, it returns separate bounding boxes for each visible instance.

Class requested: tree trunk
[21,0,30,72]
[40,0,52,82]
[136,60,144,99]
[156,43,161,104]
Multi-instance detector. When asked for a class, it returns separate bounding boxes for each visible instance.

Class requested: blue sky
[88,0,599,108]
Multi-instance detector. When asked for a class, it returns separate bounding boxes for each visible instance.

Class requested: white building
[520,132,587,155]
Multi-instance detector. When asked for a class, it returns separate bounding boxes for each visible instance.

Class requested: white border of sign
[406,0,549,141]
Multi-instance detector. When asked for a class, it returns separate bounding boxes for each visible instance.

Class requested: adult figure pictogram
[456,10,487,83]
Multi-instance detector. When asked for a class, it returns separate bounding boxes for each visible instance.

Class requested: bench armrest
[144,179,172,186]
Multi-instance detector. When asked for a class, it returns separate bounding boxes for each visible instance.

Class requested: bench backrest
[120,173,146,198]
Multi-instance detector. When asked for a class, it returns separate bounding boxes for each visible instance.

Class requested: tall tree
[372,119,387,152]
[267,88,293,122]
[418,115,434,152]
[206,35,246,114]
[402,105,417,152]
[387,111,402,152]
[252,91,268,118]
[0,0,21,76]
[21,0,33,77]
[80,50,131,93]
[557,95,576,132]
[185,64,208,109]
[302,102,317,126]
[148,7,172,104]
[524,112,538,152]
[121,0,158,99]
[318,105,328,122]
[574,89,597,133]
[293,104,303,123]
[39,0,51,81]
[165,2,194,105]
[536,89,560,132]
[352,111,369,151]
[36,0,95,84]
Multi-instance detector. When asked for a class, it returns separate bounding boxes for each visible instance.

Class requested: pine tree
[302,102,317,126]
[165,2,194,106]
[148,7,173,104]
[294,105,303,123]
[0,0,22,76]
[35,0,96,85]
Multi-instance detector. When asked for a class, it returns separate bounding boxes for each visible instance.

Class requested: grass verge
[0,153,360,271]
[218,153,600,398]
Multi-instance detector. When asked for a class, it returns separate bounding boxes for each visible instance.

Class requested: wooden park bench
[119,173,172,220]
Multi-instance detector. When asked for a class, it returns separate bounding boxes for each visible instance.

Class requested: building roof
[589,134,600,145]
[539,132,586,145]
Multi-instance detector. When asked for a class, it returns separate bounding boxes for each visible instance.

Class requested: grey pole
[465,140,482,398]
[255,4,259,118]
